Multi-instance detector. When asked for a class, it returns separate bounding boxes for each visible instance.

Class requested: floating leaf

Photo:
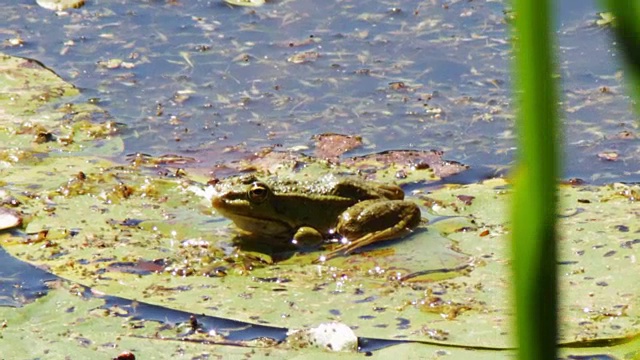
[287,51,320,64]
[0,53,79,117]
[314,133,363,160]
[0,53,124,159]
[596,12,616,27]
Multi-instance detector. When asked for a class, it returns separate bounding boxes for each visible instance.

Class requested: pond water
[1,0,637,183]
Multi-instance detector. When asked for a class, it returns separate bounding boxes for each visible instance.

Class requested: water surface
[1,0,636,182]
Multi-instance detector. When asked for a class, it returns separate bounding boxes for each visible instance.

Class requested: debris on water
[36,0,85,11]
[313,133,362,160]
[287,51,320,64]
[0,207,21,231]
[597,151,619,162]
[287,322,358,352]
[223,0,266,7]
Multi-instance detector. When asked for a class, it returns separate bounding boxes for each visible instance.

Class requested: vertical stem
[512,0,559,358]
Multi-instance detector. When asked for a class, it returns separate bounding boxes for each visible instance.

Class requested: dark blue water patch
[358,337,405,354]
[103,294,289,342]
[0,246,57,307]
[2,0,636,184]
[5,1,629,184]
[120,218,145,227]
[560,355,618,360]
[395,317,411,330]
[403,165,506,191]
[254,276,292,283]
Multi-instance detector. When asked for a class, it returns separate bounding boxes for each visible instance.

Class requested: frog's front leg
[292,226,324,247]
[322,200,422,260]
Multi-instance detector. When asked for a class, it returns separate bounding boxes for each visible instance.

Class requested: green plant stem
[512,0,559,359]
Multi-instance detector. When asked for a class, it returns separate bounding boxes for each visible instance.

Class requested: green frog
[211,175,422,260]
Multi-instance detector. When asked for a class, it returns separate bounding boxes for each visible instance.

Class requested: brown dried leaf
[344,150,468,178]
[313,133,363,160]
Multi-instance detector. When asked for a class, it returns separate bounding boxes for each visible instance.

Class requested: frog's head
[212,179,293,237]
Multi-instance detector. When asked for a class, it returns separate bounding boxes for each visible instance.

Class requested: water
[1,0,635,184]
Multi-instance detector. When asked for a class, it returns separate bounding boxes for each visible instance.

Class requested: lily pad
[0,53,124,160]
[0,53,79,116]
[3,280,638,358]
[420,179,640,346]
[4,159,640,352]
[0,153,472,340]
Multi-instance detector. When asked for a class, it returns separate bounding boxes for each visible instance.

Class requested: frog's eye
[248,182,269,203]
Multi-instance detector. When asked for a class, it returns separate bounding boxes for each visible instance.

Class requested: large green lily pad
[0,53,79,116]
[0,53,123,161]
[423,180,640,346]
[0,158,475,340]
[3,165,640,353]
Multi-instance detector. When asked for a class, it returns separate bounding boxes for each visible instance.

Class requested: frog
[211,175,422,260]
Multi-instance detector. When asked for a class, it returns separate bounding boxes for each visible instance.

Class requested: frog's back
[328,179,405,201]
